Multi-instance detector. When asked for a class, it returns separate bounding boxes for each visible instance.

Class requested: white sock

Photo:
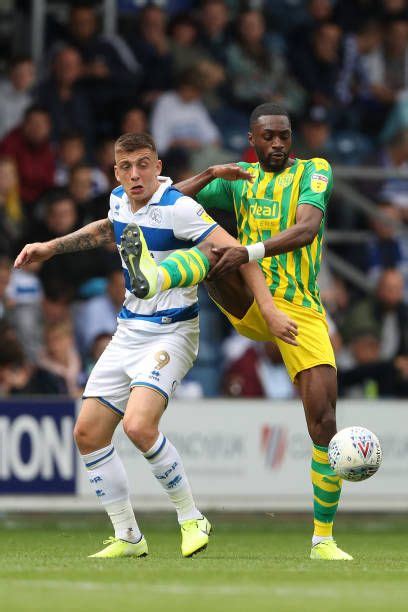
[312,535,334,546]
[143,433,202,523]
[82,444,142,543]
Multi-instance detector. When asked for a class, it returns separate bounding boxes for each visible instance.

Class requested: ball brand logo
[261,425,287,469]
[358,441,370,458]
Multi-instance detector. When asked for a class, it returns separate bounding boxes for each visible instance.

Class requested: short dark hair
[249,103,291,128]
[10,55,32,70]
[24,104,49,120]
[115,132,157,155]
[43,188,74,210]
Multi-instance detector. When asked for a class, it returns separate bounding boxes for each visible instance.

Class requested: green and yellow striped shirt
[197,157,332,313]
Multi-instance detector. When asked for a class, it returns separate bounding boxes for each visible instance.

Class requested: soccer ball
[328,426,382,482]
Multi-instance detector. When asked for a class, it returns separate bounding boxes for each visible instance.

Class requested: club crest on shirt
[310,173,328,193]
[276,174,293,188]
[149,207,163,225]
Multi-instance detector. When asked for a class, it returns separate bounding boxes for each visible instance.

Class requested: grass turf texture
[1,514,407,612]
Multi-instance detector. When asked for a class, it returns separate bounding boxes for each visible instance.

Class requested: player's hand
[14,242,54,268]
[208,246,249,278]
[210,163,253,182]
[262,307,299,347]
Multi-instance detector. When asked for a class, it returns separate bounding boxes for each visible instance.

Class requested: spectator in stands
[94,138,116,190]
[74,268,124,355]
[290,22,342,109]
[120,107,148,135]
[0,256,12,322]
[289,0,335,52]
[0,105,55,211]
[223,337,295,399]
[199,0,231,64]
[37,320,82,397]
[151,68,220,155]
[338,327,408,397]
[226,10,305,114]
[28,189,111,299]
[336,20,382,130]
[343,268,408,361]
[363,129,408,219]
[130,5,173,104]
[296,105,372,164]
[168,13,208,75]
[0,56,36,139]
[6,260,43,361]
[55,131,87,187]
[84,331,112,378]
[68,162,108,222]
[0,157,23,256]
[36,46,93,145]
[56,3,140,82]
[364,19,408,107]
[364,202,408,298]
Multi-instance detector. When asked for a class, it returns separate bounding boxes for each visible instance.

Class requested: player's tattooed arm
[14,218,115,268]
[175,164,253,196]
[52,218,115,254]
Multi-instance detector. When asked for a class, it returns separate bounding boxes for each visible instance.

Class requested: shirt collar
[146,176,173,206]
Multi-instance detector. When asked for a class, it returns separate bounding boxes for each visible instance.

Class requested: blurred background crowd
[0,0,408,399]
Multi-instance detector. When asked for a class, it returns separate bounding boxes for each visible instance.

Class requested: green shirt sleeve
[196,177,234,212]
[297,158,333,215]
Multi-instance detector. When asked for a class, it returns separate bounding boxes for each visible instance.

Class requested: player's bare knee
[73,421,96,454]
[309,412,337,446]
[123,417,158,452]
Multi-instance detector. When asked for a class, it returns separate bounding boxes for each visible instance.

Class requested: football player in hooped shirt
[14,132,297,559]
[131,104,352,560]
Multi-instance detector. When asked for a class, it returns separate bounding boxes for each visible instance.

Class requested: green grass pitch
[1,513,407,612]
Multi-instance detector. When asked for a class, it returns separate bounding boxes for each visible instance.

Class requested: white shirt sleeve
[172,196,218,243]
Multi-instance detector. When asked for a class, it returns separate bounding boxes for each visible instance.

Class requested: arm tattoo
[53,219,115,254]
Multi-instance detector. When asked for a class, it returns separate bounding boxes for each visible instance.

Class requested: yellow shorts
[217,298,336,382]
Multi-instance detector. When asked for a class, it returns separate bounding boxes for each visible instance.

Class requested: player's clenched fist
[14,242,54,268]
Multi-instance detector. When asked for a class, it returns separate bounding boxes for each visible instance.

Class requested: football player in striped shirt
[131,104,352,561]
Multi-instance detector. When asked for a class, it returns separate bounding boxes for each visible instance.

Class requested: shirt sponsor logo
[310,173,328,193]
[248,199,280,220]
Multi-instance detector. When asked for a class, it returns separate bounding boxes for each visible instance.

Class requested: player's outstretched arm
[14,218,115,269]
[209,205,323,277]
[175,164,253,197]
[204,227,298,346]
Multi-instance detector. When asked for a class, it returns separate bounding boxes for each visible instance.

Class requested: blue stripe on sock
[144,435,167,461]
[85,446,115,469]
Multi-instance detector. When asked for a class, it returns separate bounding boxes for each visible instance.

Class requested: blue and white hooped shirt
[108,176,218,331]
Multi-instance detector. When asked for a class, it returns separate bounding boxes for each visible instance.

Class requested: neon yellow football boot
[88,535,148,558]
[310,540,353,560]
[120,223,158,299]
[181,515,212,557]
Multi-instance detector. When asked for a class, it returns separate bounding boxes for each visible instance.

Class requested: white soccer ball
[328,426,382,482]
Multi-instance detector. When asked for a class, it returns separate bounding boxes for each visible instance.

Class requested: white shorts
[83,319,199,416]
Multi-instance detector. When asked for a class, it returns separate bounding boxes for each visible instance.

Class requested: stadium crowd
[0,0,408,399]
